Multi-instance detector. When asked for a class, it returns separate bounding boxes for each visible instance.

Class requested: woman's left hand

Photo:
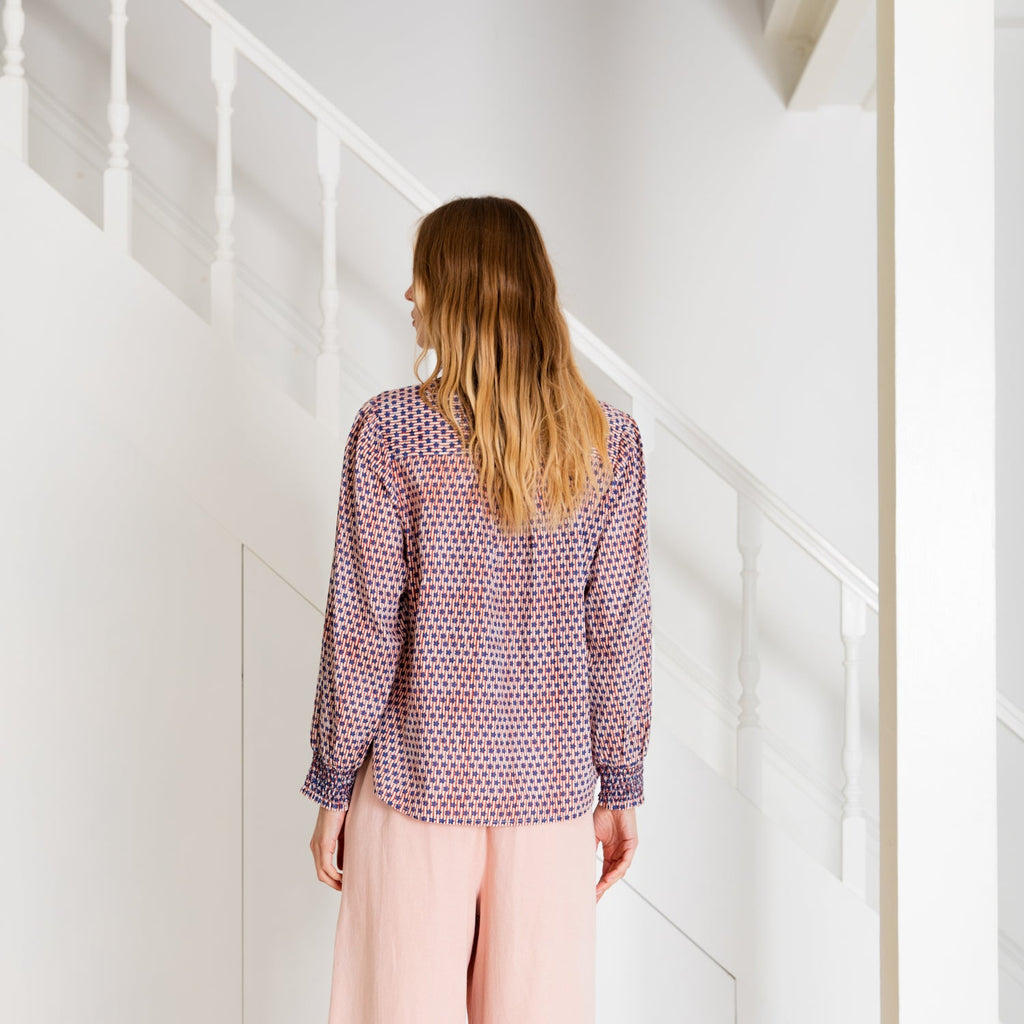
[310,805,347,890]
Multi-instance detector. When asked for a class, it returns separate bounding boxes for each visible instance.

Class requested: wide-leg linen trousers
[326,752,597,1023]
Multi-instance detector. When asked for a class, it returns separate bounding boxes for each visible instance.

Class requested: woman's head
[410,197,558,357]
[407,196,611,536]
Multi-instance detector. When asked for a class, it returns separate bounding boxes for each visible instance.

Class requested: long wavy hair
[411,197,611,537]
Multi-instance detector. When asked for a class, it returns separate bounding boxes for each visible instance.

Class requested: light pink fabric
[327,752,597,1023]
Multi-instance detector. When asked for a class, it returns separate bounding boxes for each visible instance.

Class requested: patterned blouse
[299,382,652,826]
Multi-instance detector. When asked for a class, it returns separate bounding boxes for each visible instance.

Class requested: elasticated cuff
[299,755,357,812]
[595,762,645,809]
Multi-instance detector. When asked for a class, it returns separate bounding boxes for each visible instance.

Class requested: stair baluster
[0,0,26,160]
[840,581,867,897]
[210,25,236,341]
[736,492,764,807]
[316,121,342,433]
[103,0,131,252]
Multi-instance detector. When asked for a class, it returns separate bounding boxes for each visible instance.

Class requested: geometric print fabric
[300,380,652,826]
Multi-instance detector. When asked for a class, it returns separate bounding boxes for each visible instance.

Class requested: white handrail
[180,0,440,214]
[174,0,880,612]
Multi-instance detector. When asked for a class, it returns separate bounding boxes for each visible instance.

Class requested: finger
[317,870,343,892]
[317,836,344,886]
[317,865,343,888]
[336,827,346,873]
[598,862,627,891]
[319,844,343,882]
[603,846,626,876]
[595,849,631,898]
[596,872,620,901]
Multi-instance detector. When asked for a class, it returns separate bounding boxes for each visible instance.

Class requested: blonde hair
[411,196,611,536]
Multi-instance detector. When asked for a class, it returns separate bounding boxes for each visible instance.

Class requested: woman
[300,196,652,1023]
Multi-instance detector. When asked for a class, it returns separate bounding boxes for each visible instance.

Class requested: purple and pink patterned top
[299,382,652,826]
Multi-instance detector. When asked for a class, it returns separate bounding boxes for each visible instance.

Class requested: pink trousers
[327,753,597,1023]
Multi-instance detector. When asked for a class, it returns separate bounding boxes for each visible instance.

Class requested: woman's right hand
[593,805,639,903]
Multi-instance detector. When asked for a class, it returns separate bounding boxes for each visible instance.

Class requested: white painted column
[0,0,27,160]
[877,3,998,1022]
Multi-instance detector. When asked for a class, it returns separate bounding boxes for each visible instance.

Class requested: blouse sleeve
[300,399,408,812]
[584,415,653,810]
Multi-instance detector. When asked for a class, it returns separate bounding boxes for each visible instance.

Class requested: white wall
[1,373,244,1024]
[0,180,243,1021]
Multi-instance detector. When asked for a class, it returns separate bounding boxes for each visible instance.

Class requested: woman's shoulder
[361,383,464,459]
[363,384,422,418]
[362,386,641,463]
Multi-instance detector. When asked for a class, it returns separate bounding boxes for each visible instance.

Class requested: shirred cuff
[300,755,357,812]
[596,762,645,809]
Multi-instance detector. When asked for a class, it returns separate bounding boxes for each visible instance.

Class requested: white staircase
[2,2,1021,1021]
